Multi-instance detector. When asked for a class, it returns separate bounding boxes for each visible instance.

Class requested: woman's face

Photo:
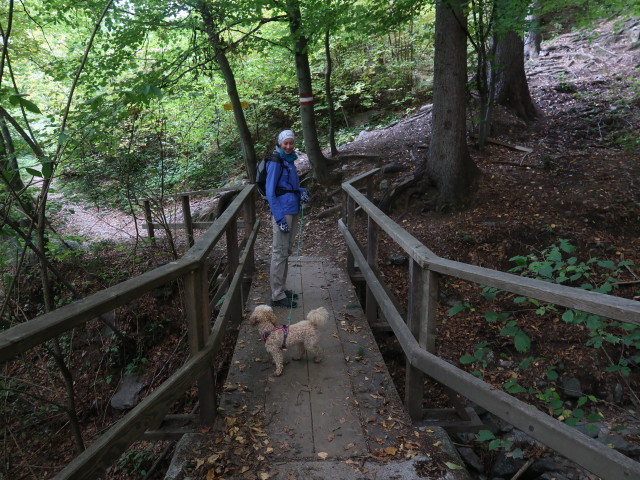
[280,138,295,155]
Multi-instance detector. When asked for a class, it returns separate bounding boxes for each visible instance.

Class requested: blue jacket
[265,149,301,223]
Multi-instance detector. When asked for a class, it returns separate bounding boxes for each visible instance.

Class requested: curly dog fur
[249,304,328,376]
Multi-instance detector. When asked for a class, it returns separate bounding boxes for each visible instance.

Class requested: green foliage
[117,447,155,477]
[534,388,602,427]
[474,429,523,459]
[450,240,635,430]
[459,341,492,378]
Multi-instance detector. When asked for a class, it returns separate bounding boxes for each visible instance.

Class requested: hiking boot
[272,297,297,308]
[284,289,299,299]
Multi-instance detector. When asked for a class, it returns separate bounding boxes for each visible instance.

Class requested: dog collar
[262,325,289,349]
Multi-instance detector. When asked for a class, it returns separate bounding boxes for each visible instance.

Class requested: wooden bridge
[1,170,640,480]
[164,256,460,479]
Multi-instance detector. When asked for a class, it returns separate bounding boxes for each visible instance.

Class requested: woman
[265,129,309,308]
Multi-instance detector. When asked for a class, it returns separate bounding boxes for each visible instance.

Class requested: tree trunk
[492,30,538,122]
[197,1,257,182]
[286,0,331,183]
[525,2,542,61]
[324,31,338,157]
[0,118,26,191]
[426,0,480,210]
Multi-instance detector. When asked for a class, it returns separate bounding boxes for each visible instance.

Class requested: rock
[562,377,583,398]
[530,457,564,475]
[386,254,407,265]
[456,446,483,472]
[381,162,404,174]
[110,373,144,410]
[489,451,526,478]
[596,431,640,457]
[613,383,624,404]
[571,421,601,438]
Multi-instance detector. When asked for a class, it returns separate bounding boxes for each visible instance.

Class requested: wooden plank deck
[165,257,467,480]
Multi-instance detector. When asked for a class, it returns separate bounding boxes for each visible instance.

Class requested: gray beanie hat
[278,129,295,145]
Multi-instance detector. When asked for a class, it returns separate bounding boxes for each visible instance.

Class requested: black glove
[277,219,290,233]
[299,188,310,205]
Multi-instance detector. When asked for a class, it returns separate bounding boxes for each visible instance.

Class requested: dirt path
[49,192,140,241]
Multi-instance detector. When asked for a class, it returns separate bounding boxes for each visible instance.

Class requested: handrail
[342,180,640,325]
[54,218,261,480]
[0,184,259,480]
[341,169,640,480]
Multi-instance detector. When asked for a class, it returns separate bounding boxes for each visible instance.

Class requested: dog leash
[286,202,305,324]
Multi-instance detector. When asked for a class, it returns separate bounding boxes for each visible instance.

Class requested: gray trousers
[270,213,300,301]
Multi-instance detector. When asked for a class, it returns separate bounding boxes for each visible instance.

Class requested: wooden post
[345,193,356,277]
[181,195,194,247]
[184,265,216,424]
[365,215,379,325]
[242,195,256,277]
[365,175,374,201]
[144,200,155,241]
[405,259,437,421]
[225,218,241,319]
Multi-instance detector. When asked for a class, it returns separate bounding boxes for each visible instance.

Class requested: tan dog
[249,304,328,376]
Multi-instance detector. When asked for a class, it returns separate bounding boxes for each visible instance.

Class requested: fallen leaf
[318,452,329,459]
[385,446,398,455]
[445,461,465,470]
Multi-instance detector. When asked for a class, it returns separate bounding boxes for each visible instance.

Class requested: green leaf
[586,315,603,330]
[445,462,464,470]
[547,249,562,262]
[484,310,506,323]
[504,378,526,393]
[460,355,477,364]
[25,167,42,177]
[545,367,559,381]
[42,163,53,179]
[448,304,466,316]
[475,430,495,442]
[510,448,524,459]
[518,357,533,369]
[559,239,575,253]
[10,94,41,113]
[514,330,531,352]
[597,260,615,270]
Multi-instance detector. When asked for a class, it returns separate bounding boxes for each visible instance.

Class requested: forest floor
[18,15,640,480]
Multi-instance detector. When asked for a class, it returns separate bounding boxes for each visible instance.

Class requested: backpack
[256,156,284,199]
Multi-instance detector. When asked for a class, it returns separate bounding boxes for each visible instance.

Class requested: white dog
[249,305,328,376]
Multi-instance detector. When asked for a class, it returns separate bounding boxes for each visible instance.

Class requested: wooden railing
[341,169,640,480]
[142,186,243,246]
[0,184,258,480]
